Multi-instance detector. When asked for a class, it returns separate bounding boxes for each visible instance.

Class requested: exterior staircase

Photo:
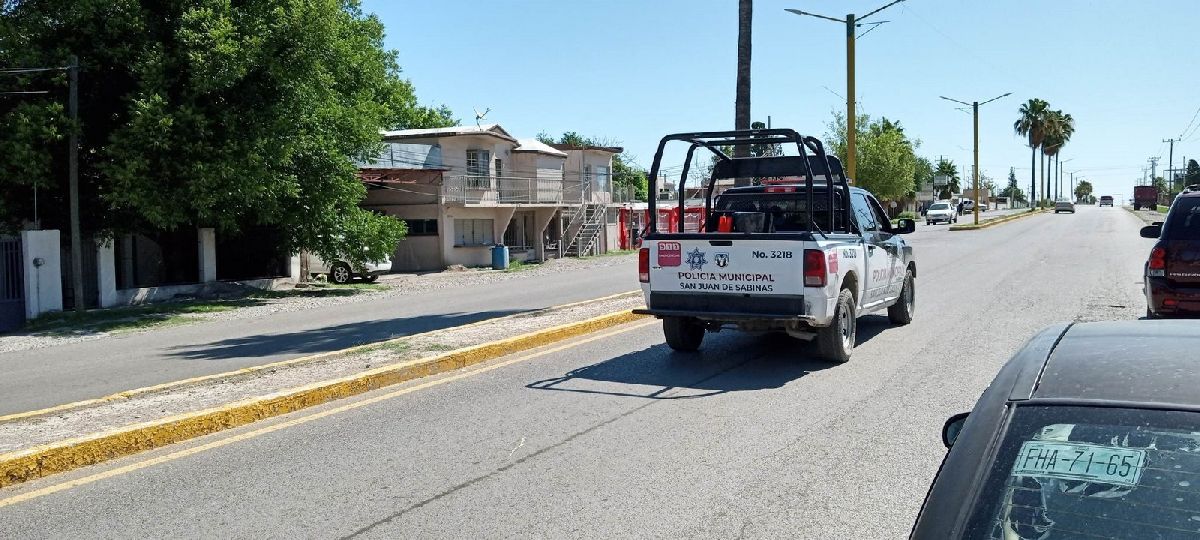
[564,202,607,257]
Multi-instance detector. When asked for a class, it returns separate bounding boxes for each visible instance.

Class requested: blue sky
[364,0,1200,200]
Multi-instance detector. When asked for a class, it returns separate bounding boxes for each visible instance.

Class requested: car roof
[1005,321,1200,407]
[1177,189,1200,198]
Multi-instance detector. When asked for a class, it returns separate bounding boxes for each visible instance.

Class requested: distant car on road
[926,202,958,225]
[959,199,975,214]
[1053,199,1076,213]
[1099,195,1114,206]
[912,321,1200,540]
[309,255,392,284]
[1141,189,1200,317]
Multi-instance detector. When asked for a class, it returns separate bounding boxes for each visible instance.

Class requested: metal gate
[0,237,24,332]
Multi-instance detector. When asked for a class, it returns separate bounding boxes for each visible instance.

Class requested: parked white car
[309,255,392,284]
[926,202,958,225]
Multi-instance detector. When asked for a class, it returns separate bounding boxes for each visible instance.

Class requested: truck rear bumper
[633,308,819,323]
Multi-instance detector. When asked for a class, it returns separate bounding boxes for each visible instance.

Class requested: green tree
[0,0,454,266]
[934,158,960,199]
[912,156,934,196]
[1074,180,1093,202]
[826,112,919,201]
[1014,98,1050,204]
[613,154,648,201]
[1152,176,1168,195]
[1186,159,1200,186]
[1041,110,1075,201]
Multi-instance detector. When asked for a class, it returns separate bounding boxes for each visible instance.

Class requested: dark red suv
[1143,191,1200,317]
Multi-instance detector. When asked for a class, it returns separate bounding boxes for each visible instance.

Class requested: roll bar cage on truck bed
[636,128,917,363]
[644,128,856,237]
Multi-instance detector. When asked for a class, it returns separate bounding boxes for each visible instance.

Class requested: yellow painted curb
[0,290,641,424]
[948,209,1047,231]
[0,309,647,488]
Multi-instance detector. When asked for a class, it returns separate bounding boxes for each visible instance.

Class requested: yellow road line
[0,319,657,509]
[0,290,641,424]
[0,309,649,489]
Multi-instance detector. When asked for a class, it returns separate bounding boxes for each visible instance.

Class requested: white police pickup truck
[633,129,917,363]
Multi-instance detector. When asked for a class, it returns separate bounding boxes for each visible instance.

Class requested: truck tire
[816,289,855,363]
[663,317,704,352]
[888,269,915,325]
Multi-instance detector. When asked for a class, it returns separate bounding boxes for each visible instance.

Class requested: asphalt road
[0,263,635,415]
[0,206,1160,538]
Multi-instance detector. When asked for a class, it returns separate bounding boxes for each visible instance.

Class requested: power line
[1178,105,1200,140]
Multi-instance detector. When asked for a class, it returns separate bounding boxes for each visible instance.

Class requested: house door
[0,237,24,332]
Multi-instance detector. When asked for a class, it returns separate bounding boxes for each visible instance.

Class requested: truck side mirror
[894,218,916,234]
[1140,224,1162,238]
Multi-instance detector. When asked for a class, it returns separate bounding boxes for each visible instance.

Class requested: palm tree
[733,0,753,182]
[1042,110,1076,200]
[1014,99,1050,207]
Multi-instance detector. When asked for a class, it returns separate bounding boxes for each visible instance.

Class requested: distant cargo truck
[1133,185,1158,211]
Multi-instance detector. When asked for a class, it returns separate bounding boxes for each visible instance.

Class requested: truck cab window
[852,193,878,232]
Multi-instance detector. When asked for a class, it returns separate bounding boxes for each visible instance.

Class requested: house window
[494,158,503,179]
[466,149,491,189]
[595,165,610,191]
[584,164,593,185]
[404,219,438,236]
[454,219,494,246]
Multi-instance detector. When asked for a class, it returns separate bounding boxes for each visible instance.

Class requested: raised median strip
[0,293,647,488]
[948,209,1048,231]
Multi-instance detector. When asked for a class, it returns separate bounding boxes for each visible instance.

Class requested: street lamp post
[1058,158,1074,200]
[940,93,1011,225]
[786,0,905,181]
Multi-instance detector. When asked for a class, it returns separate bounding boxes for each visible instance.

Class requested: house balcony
[444,175,579,206]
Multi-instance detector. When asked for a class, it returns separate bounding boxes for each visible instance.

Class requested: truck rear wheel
[888,269,915,325]
[816,289,855,363]
[663,317,704,352]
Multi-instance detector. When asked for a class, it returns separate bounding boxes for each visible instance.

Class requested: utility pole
[1163,138,1177,190]
[940,92,1010,225]
[1149,156,1159,182]
[845,12,855,179]
[68,55,84,313]
[785,0,905,181]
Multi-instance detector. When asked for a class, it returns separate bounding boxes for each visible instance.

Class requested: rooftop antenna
[474,107,491,127]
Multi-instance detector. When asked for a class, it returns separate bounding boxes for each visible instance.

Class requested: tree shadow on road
[164,310,525,361]
[526,331,838,400]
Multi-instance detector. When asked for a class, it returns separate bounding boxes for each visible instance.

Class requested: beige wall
[442,206,514,267]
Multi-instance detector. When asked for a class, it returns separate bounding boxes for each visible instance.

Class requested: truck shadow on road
[525,332,842,400]
[163,310,525,361]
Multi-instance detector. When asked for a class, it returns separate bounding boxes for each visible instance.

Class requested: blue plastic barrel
[491,245,509,270]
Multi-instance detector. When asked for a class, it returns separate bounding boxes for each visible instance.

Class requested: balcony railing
[444,175,615,205]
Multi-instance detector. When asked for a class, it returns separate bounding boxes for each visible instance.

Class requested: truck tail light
[803,249,827,287]
[639,247,650,283]
[1149,247,1167,270]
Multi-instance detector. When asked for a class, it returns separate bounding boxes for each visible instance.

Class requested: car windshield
[930,203,950,210]
[966,405,1200,539]
[1164,198,1200,240]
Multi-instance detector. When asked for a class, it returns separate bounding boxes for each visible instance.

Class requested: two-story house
[359,124,619,271]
